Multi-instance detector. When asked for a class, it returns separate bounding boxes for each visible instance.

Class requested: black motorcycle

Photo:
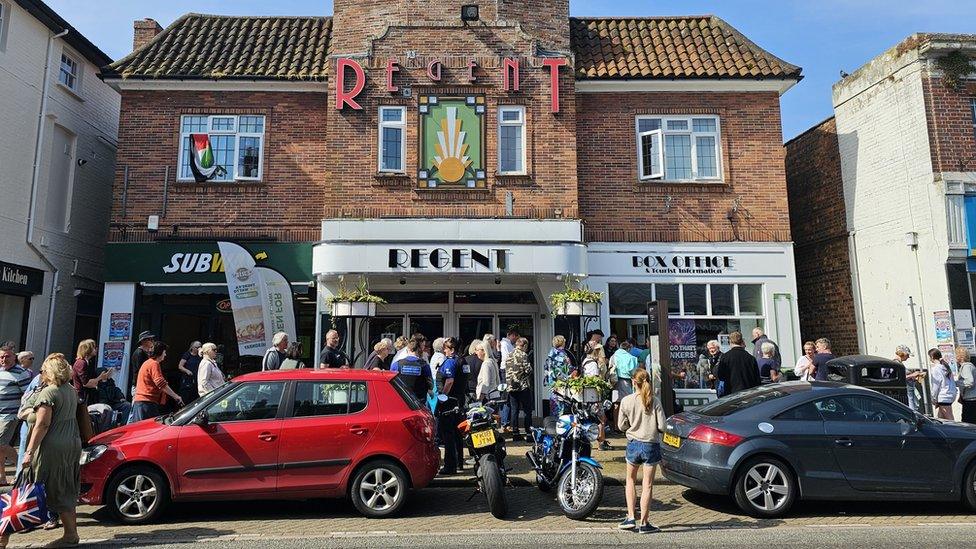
[437,385,509,518]
[526,390,608,519]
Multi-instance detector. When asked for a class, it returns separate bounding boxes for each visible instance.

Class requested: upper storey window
[378,106,406,173]
[59,51,80,92]
[498,106,526,175]
[178,115,265,182]
[636,115,722,182]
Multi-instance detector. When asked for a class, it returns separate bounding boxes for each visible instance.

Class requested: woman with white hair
[757,341,781,383]
[430,337,447,374]
[16,351,36,375]
[475,340,500,401]
[197,343,225,396]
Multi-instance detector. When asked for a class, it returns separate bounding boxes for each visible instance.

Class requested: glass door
[368,316,405,350]
[407,315,445,352]
[499,315,535,364]
[458,316,493,357]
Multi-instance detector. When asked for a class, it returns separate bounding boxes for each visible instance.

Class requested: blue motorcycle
[526,390,607,519]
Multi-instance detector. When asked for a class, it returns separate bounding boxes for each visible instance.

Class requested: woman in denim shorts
[617,368,666,534]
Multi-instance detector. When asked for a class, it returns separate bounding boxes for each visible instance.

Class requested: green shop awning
[106,242,313,284]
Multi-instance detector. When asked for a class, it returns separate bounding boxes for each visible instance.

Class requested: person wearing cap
[130,331,156,393]
[895,344,924,412]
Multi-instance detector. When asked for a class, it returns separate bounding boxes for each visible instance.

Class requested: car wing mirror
[191,410,210,427]
[914,413,926,430]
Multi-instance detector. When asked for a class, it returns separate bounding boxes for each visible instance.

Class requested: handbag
[0,468,52,535]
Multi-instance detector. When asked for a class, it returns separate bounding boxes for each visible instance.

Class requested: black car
[661,381,976,518]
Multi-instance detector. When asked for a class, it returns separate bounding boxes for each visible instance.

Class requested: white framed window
[635,115,722,182]
[608,282,764,318]
[177,115,265,182]
[498,106,526,175]
[58,51,80,92]
[378,106,406,173]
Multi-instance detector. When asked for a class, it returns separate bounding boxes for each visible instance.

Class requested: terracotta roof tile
[104,13,797,83]
[103,13,331,81]
[570,15,801,80]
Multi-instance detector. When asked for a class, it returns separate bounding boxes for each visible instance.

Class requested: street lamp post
[908,296,933,415]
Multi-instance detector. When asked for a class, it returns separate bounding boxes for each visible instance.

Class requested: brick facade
[578,91,791,243]
[784,118,859,356]
[109,4,793,246]
[111,90,327,241]
[923,78,976,174]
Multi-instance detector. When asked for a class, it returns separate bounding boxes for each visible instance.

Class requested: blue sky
[48,0,976,139]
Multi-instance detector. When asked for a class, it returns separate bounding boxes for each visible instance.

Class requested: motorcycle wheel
[557,461,604,520]
[480,454,508,519]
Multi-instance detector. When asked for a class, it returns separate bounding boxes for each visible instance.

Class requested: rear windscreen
[390,375,422,410]
[696,386,793,416]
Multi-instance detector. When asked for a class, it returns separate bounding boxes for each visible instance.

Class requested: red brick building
[784,118,858,357]
[786,34,976,375]
[98,2,802,406]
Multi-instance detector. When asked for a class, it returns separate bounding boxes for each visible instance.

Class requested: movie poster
[669,319,697,388]
[102,341,125,369]
[108,313,132,341]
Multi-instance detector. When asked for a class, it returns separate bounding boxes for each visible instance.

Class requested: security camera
[494,277,501,285]
[76,159,88,167]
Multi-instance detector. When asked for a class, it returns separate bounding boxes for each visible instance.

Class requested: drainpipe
[26,28,68,355]
[847,231,868,353]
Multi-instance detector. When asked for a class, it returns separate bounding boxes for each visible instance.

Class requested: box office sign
[587,247,796,278]
[0,261,44,296]
[104,242,313,284]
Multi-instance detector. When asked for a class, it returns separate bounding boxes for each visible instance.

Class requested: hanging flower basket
[549,276,602,317]
[330,301,377,318]
[327,276,385,318]
[554,300,600,317]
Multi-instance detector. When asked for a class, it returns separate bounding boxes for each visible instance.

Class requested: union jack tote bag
[0,469,51,535]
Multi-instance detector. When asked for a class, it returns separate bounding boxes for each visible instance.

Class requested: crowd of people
[3,322,976,542]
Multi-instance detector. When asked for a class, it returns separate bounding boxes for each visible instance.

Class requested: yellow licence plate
[662,432,681,449]
[471,429,496,449]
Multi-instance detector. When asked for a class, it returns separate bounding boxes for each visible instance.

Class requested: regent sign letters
[335,57,568,113]
[632,254,735,275]
[389,248,511,272]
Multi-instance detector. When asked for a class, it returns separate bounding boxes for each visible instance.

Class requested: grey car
[661,381,976,518]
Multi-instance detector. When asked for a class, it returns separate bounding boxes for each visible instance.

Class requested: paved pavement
[4,434,974,547]
[5,481,975,547]
[49,525,976,548]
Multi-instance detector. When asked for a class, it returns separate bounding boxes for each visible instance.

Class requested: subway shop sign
[105,242,313,284]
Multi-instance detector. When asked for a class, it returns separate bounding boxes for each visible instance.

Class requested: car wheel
[107,465,170,524]
[963,461,976,511]
[733,456,796,518]
[351,460,409,518]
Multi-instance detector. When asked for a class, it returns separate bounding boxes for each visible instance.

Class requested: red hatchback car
[79,369,439,523]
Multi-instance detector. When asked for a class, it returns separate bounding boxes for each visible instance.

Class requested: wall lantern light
[461,4,480,22]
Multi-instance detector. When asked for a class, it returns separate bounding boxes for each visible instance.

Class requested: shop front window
[608,282,766,389]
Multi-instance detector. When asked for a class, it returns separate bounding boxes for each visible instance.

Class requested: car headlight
[80,444,108,465]
[584,423,601,442]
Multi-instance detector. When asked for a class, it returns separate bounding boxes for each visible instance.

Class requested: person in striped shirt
[0,347,31,486]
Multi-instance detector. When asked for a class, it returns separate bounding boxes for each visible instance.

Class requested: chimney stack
[132,18,162,51]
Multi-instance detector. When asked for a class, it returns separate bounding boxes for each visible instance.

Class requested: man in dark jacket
[751,328,781,369]
[716,331,761,396]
